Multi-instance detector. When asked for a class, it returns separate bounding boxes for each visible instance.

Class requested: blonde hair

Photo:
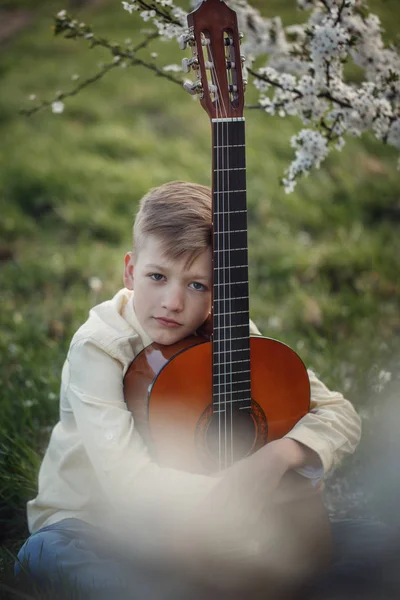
[133,181,212,263]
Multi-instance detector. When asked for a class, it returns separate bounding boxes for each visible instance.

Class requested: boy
[16,181,365,597]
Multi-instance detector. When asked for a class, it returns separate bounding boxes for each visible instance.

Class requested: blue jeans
[303,518,399,599]
[14,518,220,599]
[15,517,398,599]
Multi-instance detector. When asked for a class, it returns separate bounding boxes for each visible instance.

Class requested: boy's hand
[177,440,324,590]
[197,438,321,532]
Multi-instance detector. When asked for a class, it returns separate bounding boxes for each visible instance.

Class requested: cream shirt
[27,288,361,534]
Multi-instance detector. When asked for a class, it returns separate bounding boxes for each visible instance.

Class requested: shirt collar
[120,289,153,348]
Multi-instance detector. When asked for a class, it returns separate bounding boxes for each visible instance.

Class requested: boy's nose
[162,286,184,313]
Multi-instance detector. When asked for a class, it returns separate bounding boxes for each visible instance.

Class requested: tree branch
[21,22,183,117]
[334,0,347,27]
[319,0,332,14]
[247,66,353,110]
[21,61,119,117]
[131,0,182,26]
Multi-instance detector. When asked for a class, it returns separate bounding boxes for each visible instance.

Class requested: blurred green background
[1,0,400,588]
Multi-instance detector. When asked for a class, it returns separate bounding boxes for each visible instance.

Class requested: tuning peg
[239,32,244,41]
[183,80,203,96]
[181,57,199,73]
[178,32,195,50]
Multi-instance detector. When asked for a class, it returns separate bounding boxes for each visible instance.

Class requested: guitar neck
[211,117,251,412]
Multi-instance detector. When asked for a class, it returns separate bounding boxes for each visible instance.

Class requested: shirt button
[105,432,114,441]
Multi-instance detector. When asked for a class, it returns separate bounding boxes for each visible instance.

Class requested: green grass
[1,0,400,591]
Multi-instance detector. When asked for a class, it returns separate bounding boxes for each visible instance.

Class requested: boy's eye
[189,281,207,291]
[149,273,164,281]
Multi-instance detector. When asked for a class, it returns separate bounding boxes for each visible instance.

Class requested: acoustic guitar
[124,0,331,587]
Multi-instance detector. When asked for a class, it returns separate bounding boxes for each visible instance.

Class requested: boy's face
[124,235,212,345]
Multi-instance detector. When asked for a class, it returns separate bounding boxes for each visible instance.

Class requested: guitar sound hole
[205,408,256,466]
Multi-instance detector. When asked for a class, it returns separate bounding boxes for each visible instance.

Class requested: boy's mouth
[154,317,182,327]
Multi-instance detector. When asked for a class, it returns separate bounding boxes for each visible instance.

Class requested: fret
[213,336,250,342]
[214,310,249,316]
[214,295,249,301]
[213,346,250,355]
[214,360,250,367]
[214,167,246,172]
[214,355,250,365]
[214,189,246,194]
[214,280,248,286]
[214,212,247,217]
[213,408,252,414]
[214,228,247,234]
[213,380,251,387]
[213,144,245,149]
[212,346,249,354]
[214,323,249,330]
[214,245,247,250]
[214,265,248,270]
[213,388,251,396]
[213,373,249,386]
[213,398,250,406]
[213,408,251,415]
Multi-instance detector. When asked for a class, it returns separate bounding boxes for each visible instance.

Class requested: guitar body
[124,335,332,581]
[125,335,310,472]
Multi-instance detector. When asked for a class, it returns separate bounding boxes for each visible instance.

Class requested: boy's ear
[123,252,135,290]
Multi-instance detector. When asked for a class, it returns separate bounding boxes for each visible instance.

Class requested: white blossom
[163,64,182,72]
[140,10,156,22]
[88,276,103,293]
[373,369,392,392]
[23,399,36,408]
[51,101,64,114]
[283,129,329,193]
[387,119,400,150]
[122,2,137,14]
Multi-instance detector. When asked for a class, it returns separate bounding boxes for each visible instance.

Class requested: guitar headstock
[180,0,245,120]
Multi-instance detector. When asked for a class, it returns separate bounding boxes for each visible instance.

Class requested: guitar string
[208,41,223,468]
[220,58,230,469]
[208,41,225,468]
[226,94,233,467]
[209,40,232,469]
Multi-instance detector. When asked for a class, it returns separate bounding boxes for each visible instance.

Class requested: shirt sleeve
[284,369,362,478]
[66,340,218,529]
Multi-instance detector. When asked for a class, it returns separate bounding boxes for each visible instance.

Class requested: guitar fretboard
[212,117,251,413]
